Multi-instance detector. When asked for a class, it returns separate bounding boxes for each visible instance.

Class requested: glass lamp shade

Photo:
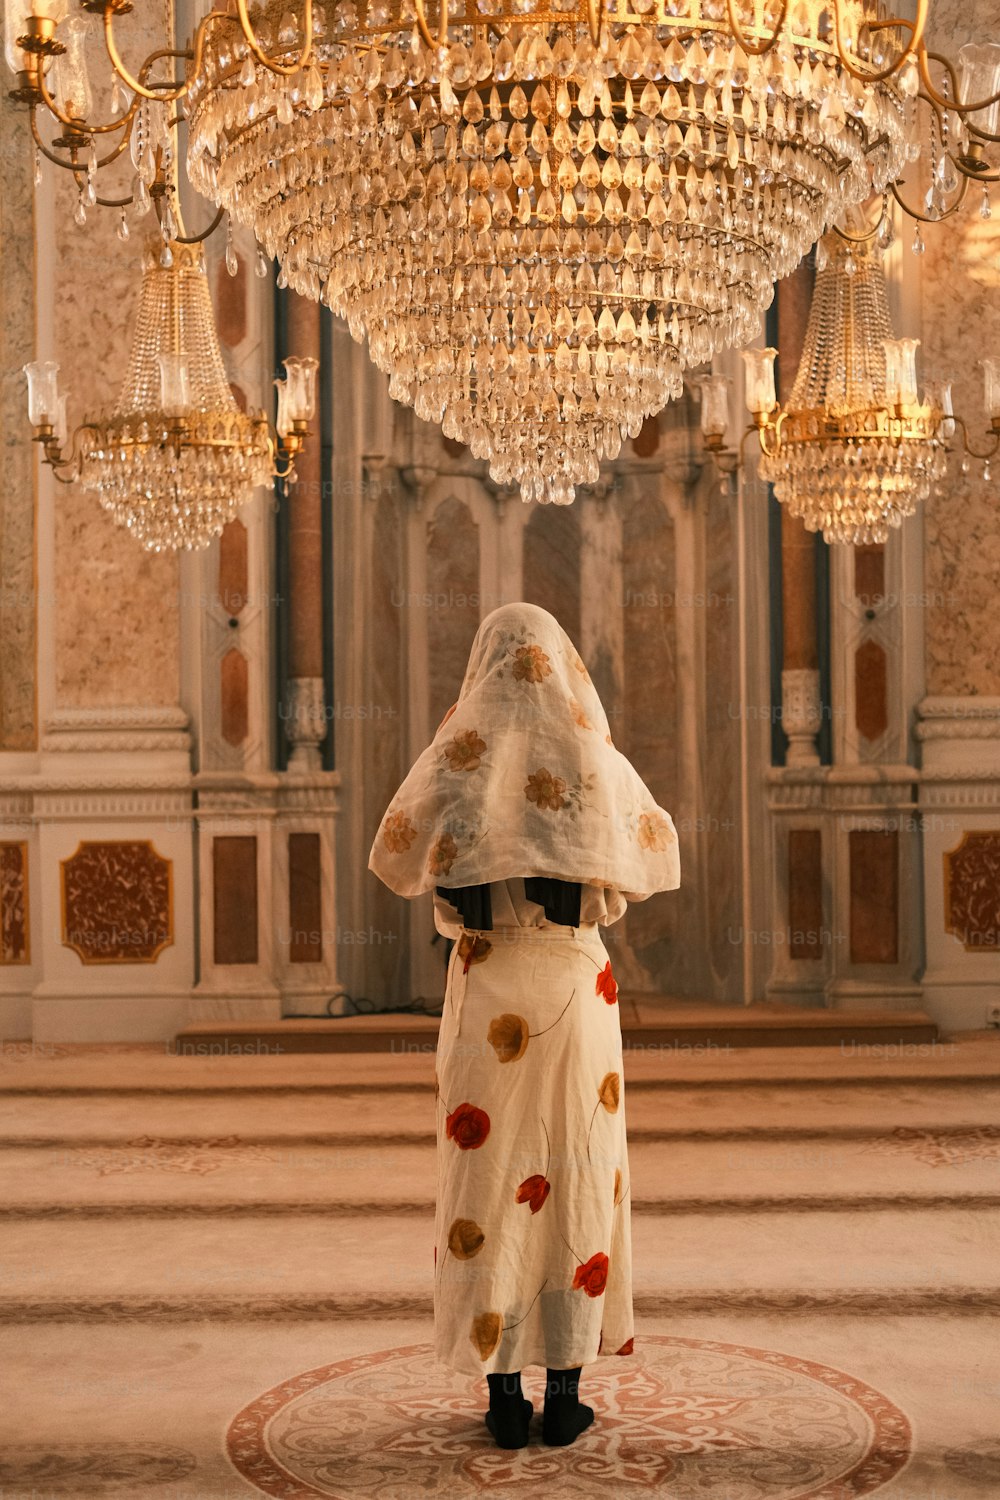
[741,348,778,416]
[274,377,292,438]
[882,338,920,406]
[696,375,731,440]
[958,42,1000,137]
[49,11,92,119]
[923,380,955,440]
[23,359,60,425]
[281,356,318,423]
[157,352,192,415]
[983,358,1000,420]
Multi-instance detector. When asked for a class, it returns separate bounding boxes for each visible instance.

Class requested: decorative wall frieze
[916,697,1000,777]
[766,766,920,813]
[41,707,191,755]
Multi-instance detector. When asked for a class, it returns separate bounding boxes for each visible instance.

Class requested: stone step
[2,1075,999,1144]
[2,1131,999,1217]
[174,1001,940,1055]
[4,1035,998,1095]
[2,1208,996,1322]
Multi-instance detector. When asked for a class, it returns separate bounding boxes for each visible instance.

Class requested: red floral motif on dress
[596,961,618,1005]
[444,1102,491,1150]
[572,1252,609,1298]
[515,1174,551,1213]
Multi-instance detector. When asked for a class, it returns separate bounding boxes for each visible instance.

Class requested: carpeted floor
[2,1035,999,1497]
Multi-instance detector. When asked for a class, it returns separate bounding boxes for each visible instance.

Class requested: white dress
[431,878,635,1376]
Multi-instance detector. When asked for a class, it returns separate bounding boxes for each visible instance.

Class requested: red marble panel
[944,832,1000,951]
[219,520,248,617]
[213,836,258,966]
[0,841,29,964]
[788,828,823,961]
[221,648,249,747]
[849,830,898,965]
[288,832,323,964]
[61,841,173,965]
[523,503,582,651]
[854,544,885,608]
[854,638,889,743]
[215,253,247,349]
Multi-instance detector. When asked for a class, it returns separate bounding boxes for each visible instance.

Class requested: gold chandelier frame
[7,0,1000,236]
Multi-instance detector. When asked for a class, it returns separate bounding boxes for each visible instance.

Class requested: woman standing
[369,602,680,1450]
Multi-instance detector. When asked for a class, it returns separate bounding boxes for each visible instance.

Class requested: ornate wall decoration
[0,842,29,964]
[60,841,173,965]
[944,832,1000,952]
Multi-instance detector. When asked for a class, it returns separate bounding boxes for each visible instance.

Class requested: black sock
[542,1365,594,1446]
[485,1371,532,1449]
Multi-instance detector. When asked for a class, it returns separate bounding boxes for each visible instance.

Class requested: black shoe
[485,1397,533,1449]
[542,1364,594,1447]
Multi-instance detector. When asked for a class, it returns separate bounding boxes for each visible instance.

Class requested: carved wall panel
[61,840,173,965]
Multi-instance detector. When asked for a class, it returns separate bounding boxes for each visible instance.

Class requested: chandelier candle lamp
[23,237,318,552]
[698,225,1000,545]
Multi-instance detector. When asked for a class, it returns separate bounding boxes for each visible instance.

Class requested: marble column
[283,293,327,770]
[777,260,822,767]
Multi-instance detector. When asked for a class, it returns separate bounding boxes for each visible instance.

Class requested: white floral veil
[368,602,680,900]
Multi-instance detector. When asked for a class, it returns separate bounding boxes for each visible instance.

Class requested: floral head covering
[368,602,680,899]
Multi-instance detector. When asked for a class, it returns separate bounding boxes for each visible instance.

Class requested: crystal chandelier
[185,0,915,504]
[24,237,318,551]
[753,228,947,544]
[7,5,1000,508]
[697,218,1000,544]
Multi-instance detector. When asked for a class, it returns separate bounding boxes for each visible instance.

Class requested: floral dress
[432,882,635,1376]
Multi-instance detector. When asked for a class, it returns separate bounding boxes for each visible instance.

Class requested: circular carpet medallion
[226,1336,912,1500]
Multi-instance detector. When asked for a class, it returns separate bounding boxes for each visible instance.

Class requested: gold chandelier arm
[831,195,888,245]
[411,0,448,53]
[889,170,969,224]
[954,158,1000,183]
[173,206,226,244]
[103,6,193,102]
[830,0,927,87]
[949,415,1000,463]
[41,421,101,484]
[920,46,1000,128]
[234,0,316,75]
[724,0,788,58]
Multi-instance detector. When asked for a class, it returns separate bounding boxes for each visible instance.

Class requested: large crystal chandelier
[185,0,911,503]
[747,229,948,543]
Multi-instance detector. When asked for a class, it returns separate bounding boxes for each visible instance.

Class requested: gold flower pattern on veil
[443,729,487,772]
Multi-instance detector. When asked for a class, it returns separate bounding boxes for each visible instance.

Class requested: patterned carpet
[226,1336,912,1499]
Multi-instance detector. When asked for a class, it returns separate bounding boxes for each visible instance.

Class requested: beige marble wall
[51,182,181,709]
[920,0,1000,696]
[0,89,37,750]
